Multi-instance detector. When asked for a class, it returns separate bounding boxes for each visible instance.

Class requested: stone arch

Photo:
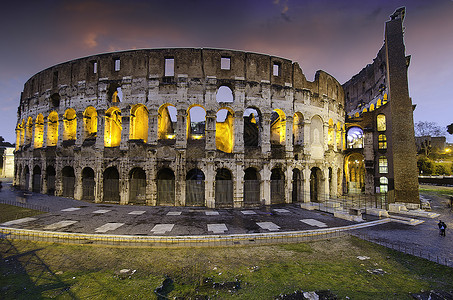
[130,104,149,142]
[157,168,175,206]
[158,103,177,140]
[104,107,122,147]
[293,112,304,146]
[83,106,97,140]
[46,166,56,195]
[63,108,77,141]
[243,107,261,147]
[47,111,59,146]
[34,114,44,148]
[215,168,233,208]
[345,153,365,194]
[271,167,285,204]
[216,108,234,153]
[23,165,30,190]
[292,168,303,203]
[62,166,75,198]
[310,115,324,159]
[310,167,324,202]
[186,168,205,206]
[129,167,147,204]
[187,105,206,140]
[216,85,234,103]
[32,165,41,193]
[244,167,261,206]
[270,109,286,145]
[107,83,123,103]
[25,117,33,145]
[103,166,120,202]
[347,126,363,149]
[82,167,95,201]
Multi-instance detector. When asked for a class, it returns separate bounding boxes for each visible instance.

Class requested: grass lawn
[419,184,453,197]
[0,203,44,223]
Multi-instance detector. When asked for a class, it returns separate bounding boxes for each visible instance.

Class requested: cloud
[84,32,98,48]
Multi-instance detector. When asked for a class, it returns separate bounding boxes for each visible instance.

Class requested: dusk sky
[1,0,452,144]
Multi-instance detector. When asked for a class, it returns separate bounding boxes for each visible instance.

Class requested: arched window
[379,156,388,173]
[187,105,206,140]
[216,108,234,153]
[104,107,122,147]
[130,104,149,142]
[25,117,33,145]
[271,109,286,145]
[47,111,59,146]
[244,167,260,206]
[216,86,233,103]
[377,114,386,131]
[380,176,388,193]
[158,104,177,140]
[83,106,97,139]
[244,108,260,147]
[378,134,387,150]
[347,127,363,149]
[63,108,77,141]
[82,167,95,201]
[370,104,375,111]
[34,114,44,148]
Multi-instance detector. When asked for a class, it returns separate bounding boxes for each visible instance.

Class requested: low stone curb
[0,219,391,247]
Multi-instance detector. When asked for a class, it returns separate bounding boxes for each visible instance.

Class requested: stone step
[389,215,424,226]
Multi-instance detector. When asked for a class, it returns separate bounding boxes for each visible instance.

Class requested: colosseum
[14,8,419,208]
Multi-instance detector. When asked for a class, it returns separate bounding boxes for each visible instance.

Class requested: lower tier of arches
[14,155,344,208]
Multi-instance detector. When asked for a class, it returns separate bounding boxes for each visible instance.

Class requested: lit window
[221,57,231,70]
[273,63,280,76]
[380,176,388,193]
[347,127,363,149]
[377,114,386,131]
[93,62,98,74]
[379,156,388,174]
[114,59,120,71]
[378,134,387,149]
[165,58,174,76]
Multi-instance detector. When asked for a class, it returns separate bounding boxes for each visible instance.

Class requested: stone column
[147,108,158,145]
[95,110,105,149]
[323,168,329,201]
[94,163,103,203]
[120,112,130,150]
[303,166,311,203]
[234,162,244,208]
[285,115,293,153]
[175,109,187,149]
[57,115,64,147]
[285,166,292,204]
[205,162,215,208]
[74,167,83,200]
[233,111,244,153]
[261,163,271,205]
[261,112,271,154]
[205,110,216,151]
[42,117,48,148]
[303,119,311,156]
[75,111,84,146]
[175,150,186,206]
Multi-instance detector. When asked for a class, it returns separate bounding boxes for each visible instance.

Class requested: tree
[447,123,453,135]
[414,121,445,137]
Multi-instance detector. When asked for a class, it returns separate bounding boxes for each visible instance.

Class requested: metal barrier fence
[298,192,388,213]
[0,198,50,212]
[352,233,453,268]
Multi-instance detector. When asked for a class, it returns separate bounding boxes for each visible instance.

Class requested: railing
[352,233,453,268]
[0,198,50,212]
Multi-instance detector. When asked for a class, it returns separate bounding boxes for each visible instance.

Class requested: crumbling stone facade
[14,48,345,207]
[14,8,419,207]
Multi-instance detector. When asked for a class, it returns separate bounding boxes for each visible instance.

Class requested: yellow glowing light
[445,148,451,153]
[166,134,176,139]
[191,134,204,140]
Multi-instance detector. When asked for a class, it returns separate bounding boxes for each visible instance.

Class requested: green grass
[419,184,453,196]
[0,203,44,223]
[1,237,452,299]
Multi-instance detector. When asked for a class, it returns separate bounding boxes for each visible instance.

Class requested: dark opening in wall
[50,93,60,108]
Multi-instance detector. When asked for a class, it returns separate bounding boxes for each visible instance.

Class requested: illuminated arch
[362,108,368,113]
[130,104,149,142]
[347,126,363,149]
[244,107,261,147]
[216,108,234,153]
[370,103,375,111]
[328,118,334,146]
[104,107,122,147]
[34,114,44,148]
[376,99,382,108]
[187,105,206,140]
[293,112,304,146]
[16,120,25,149]
[47,111,58,146]
[63,108,77,141]
[216,85,233,103]
[83,106,97,139]
[25,117,33,145]
[270,109,286,145]
[158,103,177,140]
[345,153,365,194]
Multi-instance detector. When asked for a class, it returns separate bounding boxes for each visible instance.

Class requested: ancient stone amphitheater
[14,48,345,207]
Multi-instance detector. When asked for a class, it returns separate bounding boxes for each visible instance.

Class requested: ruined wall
[15,48,345,207]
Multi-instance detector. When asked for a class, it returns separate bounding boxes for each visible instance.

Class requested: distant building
[415,136,446,153]
[1,147,14,178]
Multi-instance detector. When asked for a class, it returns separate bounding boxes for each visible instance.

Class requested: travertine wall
[14,48,345,207]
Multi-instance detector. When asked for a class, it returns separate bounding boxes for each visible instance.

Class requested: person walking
[438,220,446,237]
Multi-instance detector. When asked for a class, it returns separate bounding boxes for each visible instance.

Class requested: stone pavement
[1,180,452,263]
